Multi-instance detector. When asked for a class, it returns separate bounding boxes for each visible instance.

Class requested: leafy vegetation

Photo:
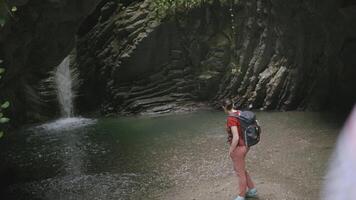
[0,0,17,27]
[0,61,10,139]
[0,0,15,138]
[149,0,230,19]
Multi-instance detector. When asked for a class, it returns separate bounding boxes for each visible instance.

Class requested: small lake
[0,111,341,200]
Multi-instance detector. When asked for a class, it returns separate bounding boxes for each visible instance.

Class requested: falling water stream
[39,56,95,131]
[55,56,75,118]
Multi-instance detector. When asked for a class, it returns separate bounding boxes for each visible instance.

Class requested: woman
[222,99,257,200]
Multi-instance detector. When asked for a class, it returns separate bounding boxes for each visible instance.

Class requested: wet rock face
[1,0,355,126]
[76,0,356,115]
[0,0,102,125]
[75,1,232,115]
[214,0,356,111]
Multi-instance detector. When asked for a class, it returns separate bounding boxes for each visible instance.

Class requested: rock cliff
[75,0,356,115]
[0,0,102,125]
[75,0,233,115]
[1,0,356,126]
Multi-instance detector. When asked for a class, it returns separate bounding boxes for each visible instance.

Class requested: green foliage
[150,0,229,19]
[0,60,10,138]
[0,117,9,123]
[1,101,9,109]
[0,67,4,79]
[0,1,20,138]
[0,0,17,27]
[0,0,16,138]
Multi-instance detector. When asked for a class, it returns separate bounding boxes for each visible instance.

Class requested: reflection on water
[0,111,340,200]
[0,111,227,200]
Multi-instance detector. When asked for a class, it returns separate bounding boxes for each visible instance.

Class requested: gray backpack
[229,110,261,147]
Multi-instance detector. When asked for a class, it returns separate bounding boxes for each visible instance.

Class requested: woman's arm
[229,126,239,155]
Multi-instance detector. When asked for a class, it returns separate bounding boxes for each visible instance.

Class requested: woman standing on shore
[222,99,257,200]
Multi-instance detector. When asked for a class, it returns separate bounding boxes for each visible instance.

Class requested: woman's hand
[229,145,236,156]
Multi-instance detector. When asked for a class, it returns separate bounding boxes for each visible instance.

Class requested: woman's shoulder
[227,114,239,126]
[227,111,240,118]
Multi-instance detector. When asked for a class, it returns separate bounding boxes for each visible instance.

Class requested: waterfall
[55,56,77,118]
[36,56,96,131]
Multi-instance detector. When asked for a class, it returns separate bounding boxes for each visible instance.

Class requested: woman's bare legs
[231,146,255,197]
[246,171,255,189]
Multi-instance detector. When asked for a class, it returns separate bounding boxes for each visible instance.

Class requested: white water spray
[55,56,77,118]
[36,56,96,131]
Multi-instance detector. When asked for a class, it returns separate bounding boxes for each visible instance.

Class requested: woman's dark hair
[221,98,234,110]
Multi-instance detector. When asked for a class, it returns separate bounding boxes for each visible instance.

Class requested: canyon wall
[75,0,356,115]
[1,0,355,126]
